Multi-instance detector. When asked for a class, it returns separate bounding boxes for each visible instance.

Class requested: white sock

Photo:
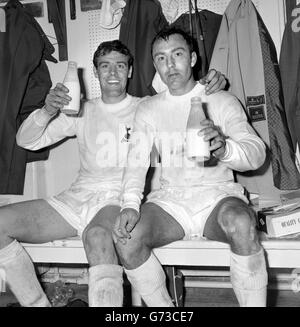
[230,249,268,307]
[88,264,123,307]
[125,252,174,307]
[0,240,51,307]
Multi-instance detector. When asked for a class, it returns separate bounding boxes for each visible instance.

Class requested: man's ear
[191,51,197,68]
[93,66,98,79]
[128,66,133,79]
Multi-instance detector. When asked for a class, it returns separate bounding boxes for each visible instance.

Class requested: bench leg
[164,266,184,307]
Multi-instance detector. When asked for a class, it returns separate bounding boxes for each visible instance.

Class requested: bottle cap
[191,96,202,103]
[68,61,77,67]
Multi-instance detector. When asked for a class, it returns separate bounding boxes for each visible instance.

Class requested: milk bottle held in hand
[61,61,80,115]
[186,96,210,161]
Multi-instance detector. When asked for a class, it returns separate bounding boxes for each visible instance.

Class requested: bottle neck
[64,63,78,82]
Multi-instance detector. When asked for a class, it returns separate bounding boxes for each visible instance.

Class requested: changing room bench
[22,236,300,306]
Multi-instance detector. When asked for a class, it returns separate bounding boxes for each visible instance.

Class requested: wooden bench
[22,236,300,306]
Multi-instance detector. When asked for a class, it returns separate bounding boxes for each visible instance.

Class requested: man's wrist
[42,105,56,117]
[121,204,140,214]
[33,107,55,126]
[218,139,232,161]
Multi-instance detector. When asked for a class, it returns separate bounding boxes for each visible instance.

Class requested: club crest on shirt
[121,126,132,143]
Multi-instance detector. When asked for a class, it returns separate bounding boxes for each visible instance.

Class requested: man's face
[94,50,132,103]
[152,34,197,96]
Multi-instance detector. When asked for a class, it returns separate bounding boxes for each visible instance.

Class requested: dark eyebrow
[153,47,187,59]
[153,52,165,59]
[172,47,186,53]
[97,61,128,66]
[98,61,128,66]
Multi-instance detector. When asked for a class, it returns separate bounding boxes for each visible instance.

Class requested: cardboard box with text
[257,208,300,237]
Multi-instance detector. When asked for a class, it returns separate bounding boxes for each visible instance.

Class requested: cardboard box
[257,208,300,237]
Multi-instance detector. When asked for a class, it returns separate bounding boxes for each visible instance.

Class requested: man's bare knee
[115,227,149,269]
[115,228,144,259]
[82,224,111,248]
[83,224,117,265]
[116,202,183,269]
[217,199,260,254]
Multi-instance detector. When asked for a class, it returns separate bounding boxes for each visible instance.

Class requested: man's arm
[121,106,156,212]
[114,105,155,243]
[199,96,266,172]
[16,83,77,150]
[214,97,266,171]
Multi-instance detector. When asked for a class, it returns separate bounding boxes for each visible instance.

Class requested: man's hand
[198,119,228,159]
[44,83,72,116]
[113,208,140,245]
[199,69,228,95]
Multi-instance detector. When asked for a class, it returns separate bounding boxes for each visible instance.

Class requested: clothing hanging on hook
[152,3,222,92]
[210,0,300,200]
[0,0,57,194]
[99,0,126,29]
[119,0,168,97]
[159,0,179,23]
[192,0,208,77]
[42,33,58,46]
[188,0,193,36]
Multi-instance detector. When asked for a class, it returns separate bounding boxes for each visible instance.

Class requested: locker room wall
[0,0,286,204]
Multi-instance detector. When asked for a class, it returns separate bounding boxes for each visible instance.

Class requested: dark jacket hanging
[171,9,222,79]
[119,0,221,96]
[0,0,57,194]
[280,1,300,152]
[119,0,168,97]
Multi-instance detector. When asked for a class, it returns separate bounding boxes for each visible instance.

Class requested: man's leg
[82,205,123,307]
[115,202,185,307]
[203,197,268,307]
[0,199,77,307]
